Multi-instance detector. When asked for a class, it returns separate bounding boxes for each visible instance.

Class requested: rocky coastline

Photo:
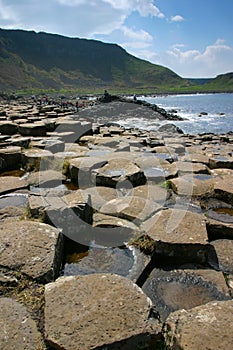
[0,96,233,350]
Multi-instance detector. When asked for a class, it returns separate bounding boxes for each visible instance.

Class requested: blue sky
[0,0,233,77]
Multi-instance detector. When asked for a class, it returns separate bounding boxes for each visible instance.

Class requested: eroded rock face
[0,298,43,350]
[45,274,161,350]
[0,146,21,171]
[208,239,233,274]
[163,300,233,350]
[0,220,63,282]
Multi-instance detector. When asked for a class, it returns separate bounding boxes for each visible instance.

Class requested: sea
[119,93,233,135]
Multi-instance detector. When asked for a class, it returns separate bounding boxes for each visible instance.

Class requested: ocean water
[121,93,233,134]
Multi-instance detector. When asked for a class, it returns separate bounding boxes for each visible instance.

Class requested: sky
[0,0,233,78]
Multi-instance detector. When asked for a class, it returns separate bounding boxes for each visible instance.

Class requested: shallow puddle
[142,268,230,321]
[62,238,148,281]
[1,169,26,177]
[193,174,214,181]
[207,208,233,223]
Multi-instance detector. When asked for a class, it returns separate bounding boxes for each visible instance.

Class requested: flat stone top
[45,274,158,350]
[164,300,233,350]
[142,208,208,244]
[0,297,43,350]
[0,220,62,281]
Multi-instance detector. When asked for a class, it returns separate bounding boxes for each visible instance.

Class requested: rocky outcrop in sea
[0,96,233,349]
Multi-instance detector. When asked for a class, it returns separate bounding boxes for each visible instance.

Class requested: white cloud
[0,0,19,23]
[171,15,184,22]
[103,0,164,18]
[121,26,153,42]
[155,39,233,77]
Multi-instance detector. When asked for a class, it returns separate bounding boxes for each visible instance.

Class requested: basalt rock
[163,300,233,350]
[0,220,63,283]
[44,274,162,350]
[0,298,43,350]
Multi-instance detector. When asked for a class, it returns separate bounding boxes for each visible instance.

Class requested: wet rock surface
[0,97,232,349]
[142,267,230,321]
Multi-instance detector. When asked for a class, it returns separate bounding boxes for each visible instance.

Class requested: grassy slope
[0,28,232,94]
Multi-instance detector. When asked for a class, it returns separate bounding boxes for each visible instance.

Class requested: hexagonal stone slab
[0,298,43,350]
[94,158,146,187]
[169,174,215,197]
[141,209,208,263]
[100,196,162,225]
[164,300,233,350]
[45,274,161,350]
[0,220,63,282]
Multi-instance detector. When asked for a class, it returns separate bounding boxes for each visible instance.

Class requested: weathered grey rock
[31,138,65,153]
[69,156,107,185]
[0,176,28,195]
[0,146,21,171]
[142,209,208,263]
[181,152,210,165]
[6,135,30,148]
[142,268,230,322]
[213,174,233,204]
[158,123,184,134]
[29,189,92,223]
[28,169,65,187]
[206,217,233,240]
[174,160,210,174]
[0,220,63,282]
[45,274,161,350]
[208,239,233,274]
[163,300,233,350]
[93,212,139,232]
[0,121,18,135]
[18,122,47,136]
[0,298,43,350]
[100,196,161,225]
[55,119,92,141]
[21,148,53,170]
[81,186,117,210]
[135,156,177,182]
[94,158,146,187]
[209,155,233,169]
[132,184,170,204]
[169,174,214,197]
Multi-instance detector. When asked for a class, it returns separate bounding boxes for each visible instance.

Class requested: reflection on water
[62,237,148,281]
[207,208,233,223]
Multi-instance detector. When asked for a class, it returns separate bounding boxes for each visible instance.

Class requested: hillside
[201,72,233,91]
[0,28,189,93]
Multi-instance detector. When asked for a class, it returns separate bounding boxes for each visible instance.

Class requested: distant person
[104,90,109,99]
[133,94,137,101]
